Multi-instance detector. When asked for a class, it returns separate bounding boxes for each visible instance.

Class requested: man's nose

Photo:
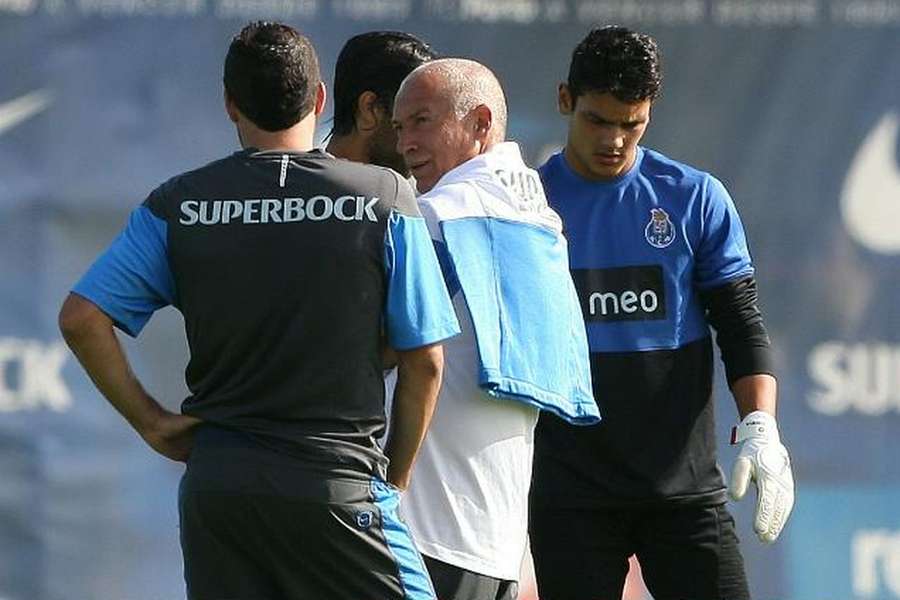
[602,128,625,149]
[396,131,416,155]
[596,126,624,150]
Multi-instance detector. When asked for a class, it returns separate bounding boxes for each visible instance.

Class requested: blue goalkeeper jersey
[532,147,754,506]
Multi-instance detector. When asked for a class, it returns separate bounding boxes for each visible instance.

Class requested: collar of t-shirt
[237,147,330,159]
[555,145,645,189]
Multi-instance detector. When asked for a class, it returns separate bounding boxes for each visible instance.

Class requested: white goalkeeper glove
[728,410,794,544]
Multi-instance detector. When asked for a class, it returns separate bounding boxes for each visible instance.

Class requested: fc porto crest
[356,510,374,530]
[645,208,676,249]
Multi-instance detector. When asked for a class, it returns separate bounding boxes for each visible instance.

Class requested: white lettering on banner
[0,90,53,136]
[807,343,900,415]
[543,0,567,21]
[8,0,900,24]
[853,530,900,597]
[77,0,203,16]
[841,112,900,255]
[575,0,704,24]
[332,0,410,20]
[460,0,540,23]
[0,338,71,412]
[0,0,36,15]
[834,2,900,25]
[214,0,316,19]
[712,1,819,25]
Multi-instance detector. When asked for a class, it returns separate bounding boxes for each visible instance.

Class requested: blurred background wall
[1,1,898,598]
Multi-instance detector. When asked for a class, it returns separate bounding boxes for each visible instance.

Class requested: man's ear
[355,91,380,132]
[224,88,240,123]
[472,104,493,142]
[558,83,574,115]
[314,81,327,117]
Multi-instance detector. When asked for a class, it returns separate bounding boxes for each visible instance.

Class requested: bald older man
[392,59,597,600]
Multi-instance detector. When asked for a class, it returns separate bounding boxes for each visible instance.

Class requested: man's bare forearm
[731,373,777,419]
[59,294,166,433]
[59,294,200,462]
[384,342,444,490]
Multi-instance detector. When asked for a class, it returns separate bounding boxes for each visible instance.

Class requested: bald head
[393,58,509,192]
[401,58,507,144]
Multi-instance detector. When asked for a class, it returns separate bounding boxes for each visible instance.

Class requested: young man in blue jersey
[58,21,458,600]
[529,26,796,600]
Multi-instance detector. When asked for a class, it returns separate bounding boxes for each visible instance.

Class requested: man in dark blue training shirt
[529,26,796,600]
[58,21,458,600]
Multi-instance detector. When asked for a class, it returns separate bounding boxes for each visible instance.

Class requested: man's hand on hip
[140,410,203,463]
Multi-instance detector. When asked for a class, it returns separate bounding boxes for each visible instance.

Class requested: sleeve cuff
[70,286,148,338]
[388,319,461,351]
[725,344,776,385]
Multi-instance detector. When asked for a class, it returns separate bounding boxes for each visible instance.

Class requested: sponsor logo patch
[571,266,666,322]
[178,196,380,226]
[355,510,374,530]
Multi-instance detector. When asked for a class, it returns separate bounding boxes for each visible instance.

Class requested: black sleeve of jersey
[384,169,421,218]
[701,275,775,385]
[144,173,185,218]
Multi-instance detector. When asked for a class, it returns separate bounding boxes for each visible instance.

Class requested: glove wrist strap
[731,410,779,445]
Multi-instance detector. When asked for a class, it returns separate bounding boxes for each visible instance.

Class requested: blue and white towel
[418,142,599,425]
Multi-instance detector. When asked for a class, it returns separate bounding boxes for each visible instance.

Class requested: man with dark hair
[529,26,796,600]
[58,21,458,600]
[326,31,436,174]
[223,21,322,131]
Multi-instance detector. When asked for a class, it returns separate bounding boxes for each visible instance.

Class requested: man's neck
[325,133,369,163]
[238,118,317,153]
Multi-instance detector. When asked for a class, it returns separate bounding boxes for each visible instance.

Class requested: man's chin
[588,163,626,180]
[413,177,437,194]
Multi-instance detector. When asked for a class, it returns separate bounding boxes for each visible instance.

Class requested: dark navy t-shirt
[73,148,459,476]
[533,147,753,506]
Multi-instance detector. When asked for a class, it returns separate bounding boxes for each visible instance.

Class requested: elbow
[59,294,109,345]
[58,302,81,344]
[396,342,444,381]
[420,346,444,380]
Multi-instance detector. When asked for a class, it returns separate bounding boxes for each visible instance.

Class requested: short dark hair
[330,31,436,137]
[567,26,661,104]
[224,21,321,132]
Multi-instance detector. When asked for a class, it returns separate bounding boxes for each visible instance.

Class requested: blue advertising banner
[1,1,899,598]
[785,487,900,600]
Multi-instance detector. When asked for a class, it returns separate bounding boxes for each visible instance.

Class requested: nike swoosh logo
[0,90,53,136]
[841,112,900,255]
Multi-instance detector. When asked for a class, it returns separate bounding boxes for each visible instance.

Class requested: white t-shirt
[400,289,539,581]
[399,145,546,581]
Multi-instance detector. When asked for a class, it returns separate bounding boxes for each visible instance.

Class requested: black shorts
[179,426,435,600]
[529,503,750,600]
[423,556,518,600]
